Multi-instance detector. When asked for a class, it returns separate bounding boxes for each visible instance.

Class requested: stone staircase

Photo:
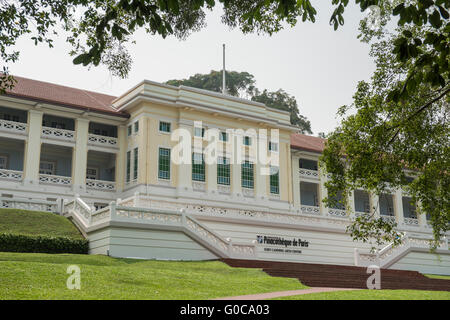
[63,196,257,260]
[222,259,450,291]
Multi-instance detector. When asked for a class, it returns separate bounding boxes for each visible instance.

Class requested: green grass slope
[0,252,306,299]
[0,208,83,239]
[272,289,450,300]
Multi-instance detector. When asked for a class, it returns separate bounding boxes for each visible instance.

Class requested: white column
[23,109,43,185]
[255,161,267,200]
[205,127,218,194]
[206,161,217,194]
[292,155,300,208]
[416,200,427,227]
[318,167,328,216]
[231,162,241,197]
[72,118,89,192]
[176,122,192,194]
[115,125,127,192]
[371,193,380,218]
[348,190,356,218]
[394,189,404,225]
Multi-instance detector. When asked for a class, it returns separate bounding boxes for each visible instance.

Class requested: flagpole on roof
[222,44,226,95]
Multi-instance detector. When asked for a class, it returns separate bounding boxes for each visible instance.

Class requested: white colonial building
[0,76,448,275]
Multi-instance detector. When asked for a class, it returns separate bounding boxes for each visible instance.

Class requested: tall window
[126,151,131,182]
[217,156,230,185]
[127,125,132,136]
[243,136,251,146]
[133,148,139,180]
[194,127,205,138]
[269,141,278,152]
[39,161,56,175]
[380,193,394,216]
[159,121,171,133]
[402,197,417,219]
[134,121,139,133]
[86,167,98,180]
[192,153,205,181]
[0,155,7,169]
[219,131,228,142]
[270,166,279,194]
[158,148,171,179]
[241,160,254,188]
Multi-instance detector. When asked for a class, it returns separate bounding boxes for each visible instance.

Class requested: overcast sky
[8,2,375,135]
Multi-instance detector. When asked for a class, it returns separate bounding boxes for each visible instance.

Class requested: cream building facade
[0,76,448,275]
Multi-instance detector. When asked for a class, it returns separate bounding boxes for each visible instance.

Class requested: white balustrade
[192,181,206,192]
[242,187,255,197]
[328,208,349,218]
[299,168,319,179]
[381,215,396,224]
[0,119,27,135]
[39,174,72,186]
[300,205,321,215]
[0,169,23,181]
[217,185,231,194]
[0,197,57,212]
[86,179,115,191]
[403,217,419,226]
[41,126,75,141]
[88,134,118,148]
[185,216,230,252]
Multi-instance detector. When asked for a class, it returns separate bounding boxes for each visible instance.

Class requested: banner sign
[256,235,309,254]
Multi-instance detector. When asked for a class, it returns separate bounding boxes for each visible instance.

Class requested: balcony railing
[0,119,27,135]
[299,168,319,179]
[380,215,396,224]
[88,133,118,148]
[403,217,419,226]
[86,179,115,191]
[0,169,23,181]
[192,181,206,192]
[328,208,348,218]
[41,126,75,142]
[39,174,72,186]
[300,204,320,215]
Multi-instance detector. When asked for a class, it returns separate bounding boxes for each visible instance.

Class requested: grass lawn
[0,252,306,300]
[0,209,83,239]
[426,274,450,280]
[272,289,450,300]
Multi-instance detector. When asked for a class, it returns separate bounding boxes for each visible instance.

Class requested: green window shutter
[159,121,171,133]
[270,166,279,194]
[133,148,138,180]
[217,156,230,185]
[241,160,254,189]
[192,153,205,182]
[126,151,131,182]
[158,148,171,179]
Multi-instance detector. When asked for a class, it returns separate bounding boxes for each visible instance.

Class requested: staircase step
[221,258,450,291]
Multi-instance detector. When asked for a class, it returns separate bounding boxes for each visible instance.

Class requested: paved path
[215,287,360,300]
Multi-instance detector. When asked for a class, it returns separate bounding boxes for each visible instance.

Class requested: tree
[166,70,312,133]
[251,88,312,133]
[166,70,256,97]
[321,24,449,249]
[1,0,448,104]
[1,0,448,245]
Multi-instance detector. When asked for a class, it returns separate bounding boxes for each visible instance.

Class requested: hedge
[0,233,89,254]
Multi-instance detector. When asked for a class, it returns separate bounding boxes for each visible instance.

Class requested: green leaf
[73,53,90,65]
[429,10,442,28]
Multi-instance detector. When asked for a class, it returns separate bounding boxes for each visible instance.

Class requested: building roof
[4,75,127,117]
[2,76,328,153]
[291,133,326,153]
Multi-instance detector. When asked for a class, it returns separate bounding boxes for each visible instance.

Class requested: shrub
[0,233,89,254]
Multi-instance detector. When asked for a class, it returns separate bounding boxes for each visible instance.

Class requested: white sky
[8,2,375,135]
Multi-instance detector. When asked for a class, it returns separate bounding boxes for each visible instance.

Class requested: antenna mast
[222,44,226,95]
